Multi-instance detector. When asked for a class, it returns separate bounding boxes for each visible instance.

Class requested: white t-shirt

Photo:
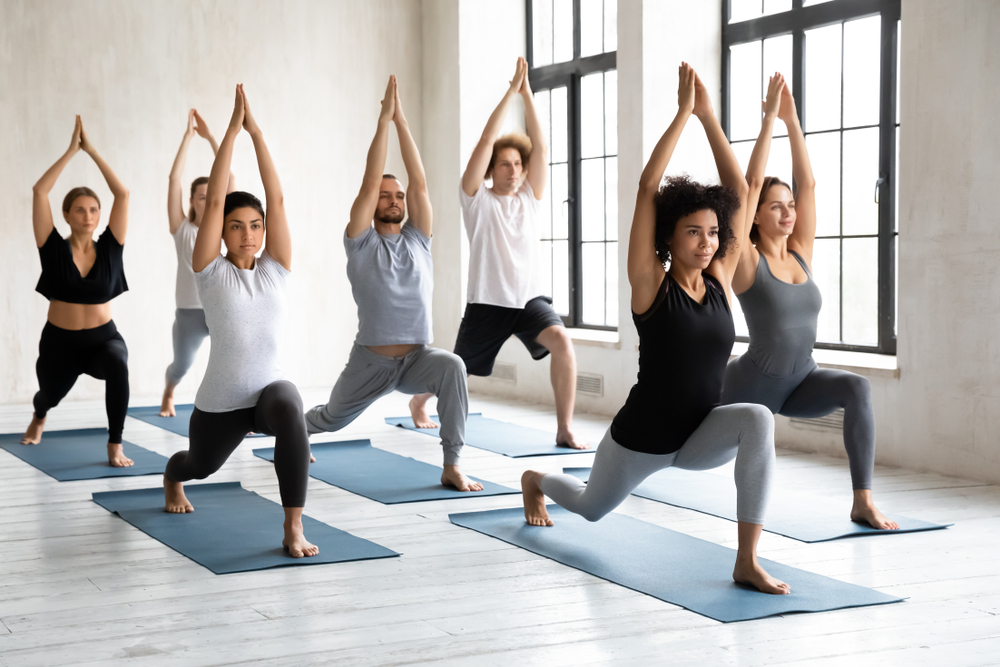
[194,250,289,412]
[172,219,202,309]
[459,179,545,309]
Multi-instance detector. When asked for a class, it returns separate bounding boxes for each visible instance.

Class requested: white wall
[0,0,422,405]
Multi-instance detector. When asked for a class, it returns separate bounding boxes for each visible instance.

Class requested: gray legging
[722,355,874,490]
[540,403,775,525]
[166,308,210,385]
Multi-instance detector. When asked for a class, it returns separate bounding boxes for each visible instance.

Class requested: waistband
[43,319,119,342]
[351,342,427,367]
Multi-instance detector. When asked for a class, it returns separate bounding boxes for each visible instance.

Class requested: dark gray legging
[722,354,874,490]
[165,380,310,507]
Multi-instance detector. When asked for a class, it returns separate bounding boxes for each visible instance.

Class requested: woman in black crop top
[21,116,133,468]
[522,65,794,595]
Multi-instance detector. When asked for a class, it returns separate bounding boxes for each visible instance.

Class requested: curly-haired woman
[521,65,792,594]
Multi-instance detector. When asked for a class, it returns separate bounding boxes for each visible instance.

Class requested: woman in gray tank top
[723,79,897,531]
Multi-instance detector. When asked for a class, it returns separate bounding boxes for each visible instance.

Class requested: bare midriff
[47,300,112,331]
[366,343,420,358]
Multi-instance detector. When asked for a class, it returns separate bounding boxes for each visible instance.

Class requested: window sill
[730,341,899,379]
[567,328,621,350]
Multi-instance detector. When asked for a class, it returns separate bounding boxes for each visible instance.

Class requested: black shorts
[454,296,565,376]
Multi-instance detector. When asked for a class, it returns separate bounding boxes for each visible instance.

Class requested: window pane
[812,238,841,343]
[730,0,762,24]
[803,0,835,5]
[763,0,791,15]
[553,239,570,315]
[805,23,842,132]
[606,156,618,241]
[538,165,552,238]
[535,87,551,158]
[582,243,605,324]
[766,136,792,189]
[730,40,763,141]
[540,240,553,301]
[604,0,617,53]
[843,15,881,128]
[842,237,878,345]
[581,0,602,58]
[606,242,619,326]
[763,34,793,136]
[605,70,618,155]
[806,131,841,238]
[732,292,750,337]
[732,140,753,176]
[841,127,879,236]
[581,158,605,242]
[551,86,568,163]
[532,0,553,67]
[581,72,604,159]
[553,0,573,64]
[551,162,569,239]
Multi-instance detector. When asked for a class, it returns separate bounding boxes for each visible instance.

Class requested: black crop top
[611,271,735,455]
[35,227,128,304]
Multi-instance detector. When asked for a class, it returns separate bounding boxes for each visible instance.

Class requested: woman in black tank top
[522,65,794,595]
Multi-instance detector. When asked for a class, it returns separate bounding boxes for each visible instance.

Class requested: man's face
[375,178,405,224]
[491,147,523,195]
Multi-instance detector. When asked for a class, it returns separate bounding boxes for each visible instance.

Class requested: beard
[376,207,404,224]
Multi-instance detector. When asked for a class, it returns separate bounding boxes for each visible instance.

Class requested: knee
[104,345,129,378]
[839,374,871,404]
[544,328,573,357]
[440,352,468,381]
[738,404,775,439]
[580,505,611,523]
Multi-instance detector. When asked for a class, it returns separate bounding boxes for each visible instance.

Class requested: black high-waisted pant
[33,320,129,443]
[165,380,310,507]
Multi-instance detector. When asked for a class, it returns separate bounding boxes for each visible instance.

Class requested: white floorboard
[1,389,998,666]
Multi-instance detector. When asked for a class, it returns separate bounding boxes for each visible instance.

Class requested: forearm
[207,134,221,155]
[250,131,283,204]
[639,109,690,193]
[34,150,75,194]
[481,89,518,144]
[170,134,192,182]
[394,118,426,188]
[746,113,778,189]
[786,115,815,188]
[698,111,746,196]
[522,91,546,154]
[363,119,391,190]
[88,150,129,198]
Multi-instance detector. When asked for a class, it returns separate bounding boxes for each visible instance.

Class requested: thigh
[188,407,254,469]
[82,335,129,381]
[253,380,305,435]
[453,303,516,376]
[35,344,80,401]
[582,429,678,504]
[396,347,464,395]
[672,404,755,471]
[513,297,564,360]
[325,349,398,417]
[778,367,856,419]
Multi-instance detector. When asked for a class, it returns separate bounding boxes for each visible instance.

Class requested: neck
[668,261,705,291]
[67,228,94,249]
[226,252,256,270]
[373,220,402,236]
[757,232,789,258]
[490,182,518,197]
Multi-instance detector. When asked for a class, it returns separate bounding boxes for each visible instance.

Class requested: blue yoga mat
[0,429,167,481]
[253,439,519,504]
[127,404,265,439]
[450,505,904,623]
[93,482,398,574]
[385,413,588,458]
[564,467,951,543]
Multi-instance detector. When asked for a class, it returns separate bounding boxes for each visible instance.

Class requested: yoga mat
[385,412,587,458]
[127,404,265,439]
[93,482,398,574]
[564,467,951,543]
[450,505,904,623]
[0,429,167,481]
[253,439,520,504]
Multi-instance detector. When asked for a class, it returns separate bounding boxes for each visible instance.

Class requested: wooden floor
[1,389,999,666]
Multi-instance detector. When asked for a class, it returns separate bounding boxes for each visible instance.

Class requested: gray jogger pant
[166,308,210,385]
[305,343,468,465]
[540,403,775,524]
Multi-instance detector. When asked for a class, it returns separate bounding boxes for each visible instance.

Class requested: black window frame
[722,0,901,355]
[527,0,618,331]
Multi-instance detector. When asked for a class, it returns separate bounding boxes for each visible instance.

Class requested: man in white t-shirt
[411,57,588,450]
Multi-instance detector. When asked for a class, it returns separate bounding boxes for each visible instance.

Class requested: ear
[62,210,70,222]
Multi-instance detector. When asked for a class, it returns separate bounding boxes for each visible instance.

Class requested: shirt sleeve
[343,225,375,257]
[403,221,432,249]
[37,227,63,265]
[459,179,484,236]
[520,180,543,212]
[258,249,291,279]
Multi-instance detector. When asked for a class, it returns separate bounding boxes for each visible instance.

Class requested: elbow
[796,175,816,191]
[637,180,660,199]
[115,188,131,201]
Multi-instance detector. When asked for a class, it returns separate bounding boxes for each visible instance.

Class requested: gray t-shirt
[345,223,433,346]
[194,250,289,412]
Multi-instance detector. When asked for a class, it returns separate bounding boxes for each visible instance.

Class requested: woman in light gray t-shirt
[162,85,318,560]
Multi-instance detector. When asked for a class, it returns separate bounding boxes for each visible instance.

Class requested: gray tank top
[737,250,822,377]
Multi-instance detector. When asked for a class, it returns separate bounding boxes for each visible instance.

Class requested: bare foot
[164,476,194,513]
[521,470,554,526]
[310,454,316,463]
[556,428,589,450]
[283,521,319,558]
[851,490,898,530]
[20,414,45,445]
[733,557,791,595]
[159,386,177,417]
[108,442,134,467]
[409,395,438,429]
[441,465,484,492]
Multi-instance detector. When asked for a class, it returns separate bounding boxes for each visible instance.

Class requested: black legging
[165,380,310,507]
[33,320,129,443]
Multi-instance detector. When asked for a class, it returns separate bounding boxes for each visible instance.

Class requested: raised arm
[520,59,548,200]
[348,76,395,240]
[781,82,817,264]
[628,64,694,313]
[462,58,526,197]
[692,71,749,293]
[32,117,81,247]
[193,109,237,195]
[79,119,130,244]
[393,81,432,237]
[240,86,290,271]
[193,86,242,273]
[168,110,196,234]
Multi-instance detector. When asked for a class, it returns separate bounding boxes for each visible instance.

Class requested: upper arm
[462,137,494,198]
[347,185,378,240]
[168,175,185,234]
[106,191,130,245]
[32,189,55,248]
[406,180,433,238]
[787,182,816,264]
[526,142,547,200]
[627,186,666,313]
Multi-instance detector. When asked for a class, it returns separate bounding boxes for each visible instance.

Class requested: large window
[723,0,900,354]
[528,0,618,330]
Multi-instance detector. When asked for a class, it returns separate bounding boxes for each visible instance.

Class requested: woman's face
[754,184,796,240]
[190,183,208,225]
[222,206,264,262]
[63,195,100,235]
[669,208,720,271]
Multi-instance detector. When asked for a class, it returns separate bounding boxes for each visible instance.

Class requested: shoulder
[259,249,291,277]
[344,224,376,252]
[459,179,485,207]
[403,222,431,245]
[519,180,541,204]
[98,226,124,252]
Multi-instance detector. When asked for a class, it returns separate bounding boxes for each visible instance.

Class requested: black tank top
[611,271,735,455]
[35,227,128,304]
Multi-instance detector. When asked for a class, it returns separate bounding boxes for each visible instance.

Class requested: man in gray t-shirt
[305,76,482,493]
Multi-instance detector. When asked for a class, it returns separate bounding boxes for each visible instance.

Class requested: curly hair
[487,133,532,178]
[750,176,792,244]
[653,176,740,267]
[62,187,100,214]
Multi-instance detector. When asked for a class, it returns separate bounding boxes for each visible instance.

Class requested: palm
[693,79,712,117]
[778,83,797,123]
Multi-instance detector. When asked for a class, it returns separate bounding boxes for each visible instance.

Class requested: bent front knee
[580,505,612,523]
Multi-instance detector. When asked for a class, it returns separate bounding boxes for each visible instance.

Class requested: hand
[763,72,784,119]
[777,80,798,125]
[692,69,714,119]
[379,75,396,123]
[68,115,83,154]
[239,85,261,136]
[392,78,405,124]
[79,117,95,155]
[193,109,213,140]
[228,84,245,133]
[516,56,532,96]
[185,109,196,139]
[677,62,695,115]
[509,57,527,94]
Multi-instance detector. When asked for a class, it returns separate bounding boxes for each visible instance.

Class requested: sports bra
[35,227,128,304]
